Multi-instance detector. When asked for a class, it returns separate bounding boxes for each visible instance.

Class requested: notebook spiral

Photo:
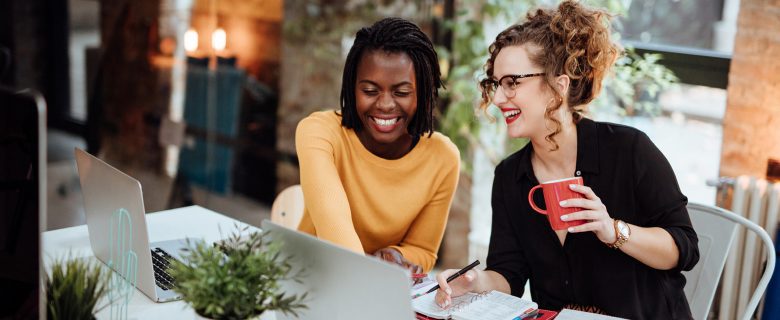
[448,291,492,314]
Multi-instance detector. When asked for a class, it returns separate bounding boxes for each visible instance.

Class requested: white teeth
[503,110,520,118]
[372,117,398,126]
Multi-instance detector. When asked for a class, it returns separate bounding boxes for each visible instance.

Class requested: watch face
[618,221,630,237]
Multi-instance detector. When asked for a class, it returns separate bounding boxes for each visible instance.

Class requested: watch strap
[608,219,629,249]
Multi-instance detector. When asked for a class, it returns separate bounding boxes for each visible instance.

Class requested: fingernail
[445,288,452,295]
[560,200,567,206]
[568,227,575,232]
[560,215,568,221]
[569,184,577,189]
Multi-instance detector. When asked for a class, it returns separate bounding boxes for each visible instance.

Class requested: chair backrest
[684,203,738,320]
[683,202,776,320]
[270,184,304,229]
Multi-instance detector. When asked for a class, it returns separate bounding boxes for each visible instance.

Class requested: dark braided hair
[479,1,621,151]
[340,17,443,137]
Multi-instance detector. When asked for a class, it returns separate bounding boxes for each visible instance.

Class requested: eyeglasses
[480,73,545,98]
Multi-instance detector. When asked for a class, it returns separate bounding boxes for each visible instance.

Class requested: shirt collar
[513,117,600,182]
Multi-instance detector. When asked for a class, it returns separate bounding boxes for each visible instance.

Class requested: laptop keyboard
[151,248,177,291]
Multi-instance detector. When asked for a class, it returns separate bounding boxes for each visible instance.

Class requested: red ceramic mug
[528,177,586,230]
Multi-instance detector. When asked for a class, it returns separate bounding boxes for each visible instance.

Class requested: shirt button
[575,170,581,176]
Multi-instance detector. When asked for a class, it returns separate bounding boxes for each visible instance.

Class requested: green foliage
[438,0,677,167]
[597,47,678,116]
[281,0,677,167]
[439,0,534,170]
[45,256,110,320]
[168,226,307,320]
[283,0,433,64]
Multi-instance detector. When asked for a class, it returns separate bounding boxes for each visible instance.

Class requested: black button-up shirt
[485,118,699,319]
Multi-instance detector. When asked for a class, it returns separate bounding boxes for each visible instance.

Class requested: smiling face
[491,45,556,139]
[354,50,418,156]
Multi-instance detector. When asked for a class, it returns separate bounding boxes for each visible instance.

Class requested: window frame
[626,40,731,90]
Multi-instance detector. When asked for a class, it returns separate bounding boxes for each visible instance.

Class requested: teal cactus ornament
[107,208,138,320]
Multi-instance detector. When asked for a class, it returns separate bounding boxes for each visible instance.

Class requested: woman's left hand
[559,184,617,244]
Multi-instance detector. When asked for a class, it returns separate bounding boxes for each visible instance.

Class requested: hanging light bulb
[184,28,198,53]
[212,28,226,51]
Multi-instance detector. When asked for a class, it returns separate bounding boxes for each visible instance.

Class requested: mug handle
[528,185,546,215]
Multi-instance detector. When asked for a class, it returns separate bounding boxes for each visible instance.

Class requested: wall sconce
[212,28,226,51]
[184,28,207,67]
[211,27,235,66]
[182,27,235,67]
[184,28,199,53]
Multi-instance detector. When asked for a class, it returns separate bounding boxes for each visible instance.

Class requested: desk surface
[43,206,611,320]
[43,205,274,320]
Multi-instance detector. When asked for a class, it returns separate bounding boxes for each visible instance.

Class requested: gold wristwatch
[608,219,631,249]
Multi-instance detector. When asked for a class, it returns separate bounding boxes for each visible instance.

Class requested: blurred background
[1,0,778,274]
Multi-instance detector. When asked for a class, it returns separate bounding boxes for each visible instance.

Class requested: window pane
[619,0,739,53]
[597,84,726,205]
[68,0,101,121]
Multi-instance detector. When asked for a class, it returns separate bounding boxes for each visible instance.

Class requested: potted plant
[168,226,307,320]
[45,256,110,320]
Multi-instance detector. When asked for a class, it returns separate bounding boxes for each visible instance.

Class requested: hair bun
[557,0,580,16]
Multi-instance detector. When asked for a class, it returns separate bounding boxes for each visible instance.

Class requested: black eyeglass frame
[480,72,546,96]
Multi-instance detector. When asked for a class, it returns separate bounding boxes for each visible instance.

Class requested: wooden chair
[270,184,304,229]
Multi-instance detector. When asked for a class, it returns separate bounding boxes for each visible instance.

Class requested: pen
[518,309,539,319]
[424,259,480,295]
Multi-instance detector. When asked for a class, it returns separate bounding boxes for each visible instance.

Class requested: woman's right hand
[434,268,479,309]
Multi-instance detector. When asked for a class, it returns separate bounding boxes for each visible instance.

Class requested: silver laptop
[261,220,416,320]
[75,148,185,302]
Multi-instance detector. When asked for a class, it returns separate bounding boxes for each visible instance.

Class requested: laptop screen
[0,87,45,318]
[261,220,415,320]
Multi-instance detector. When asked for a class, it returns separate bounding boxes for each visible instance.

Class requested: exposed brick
[720,0,780,181]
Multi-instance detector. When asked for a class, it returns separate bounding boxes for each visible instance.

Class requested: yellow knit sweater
[295,111,460,272]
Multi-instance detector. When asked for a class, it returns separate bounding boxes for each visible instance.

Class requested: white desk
[43,206,614,320]
[43,205,274,320]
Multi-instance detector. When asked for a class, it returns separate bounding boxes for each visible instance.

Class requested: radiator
[712,176,780,319]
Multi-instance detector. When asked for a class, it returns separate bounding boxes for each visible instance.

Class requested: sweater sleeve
[389,146,460,272]
[295,114,364,254]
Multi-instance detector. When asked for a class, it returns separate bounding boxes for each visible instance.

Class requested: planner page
[412,292,479,319]
[451,291,537,320]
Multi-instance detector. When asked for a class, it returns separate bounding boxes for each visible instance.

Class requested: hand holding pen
[426,261,479,309]
[415,260,479,298]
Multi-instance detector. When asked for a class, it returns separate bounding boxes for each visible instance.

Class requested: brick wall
[275,0,345,191]
[719,0,780,179]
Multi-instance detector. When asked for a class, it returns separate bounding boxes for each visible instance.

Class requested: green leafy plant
[438,0,678,167]
[45,256,110,320]
[439,0,535,169]
[597,46,678,116]
[168,226,307,319]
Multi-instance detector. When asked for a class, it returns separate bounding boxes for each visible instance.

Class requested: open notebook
[412,290,537,320]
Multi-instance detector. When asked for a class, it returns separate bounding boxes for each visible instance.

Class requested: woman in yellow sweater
[295,17,460,273]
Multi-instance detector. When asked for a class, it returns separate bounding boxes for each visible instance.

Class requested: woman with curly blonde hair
[434,1,698,318]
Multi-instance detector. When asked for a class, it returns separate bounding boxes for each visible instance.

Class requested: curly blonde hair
[480,0,622,150]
